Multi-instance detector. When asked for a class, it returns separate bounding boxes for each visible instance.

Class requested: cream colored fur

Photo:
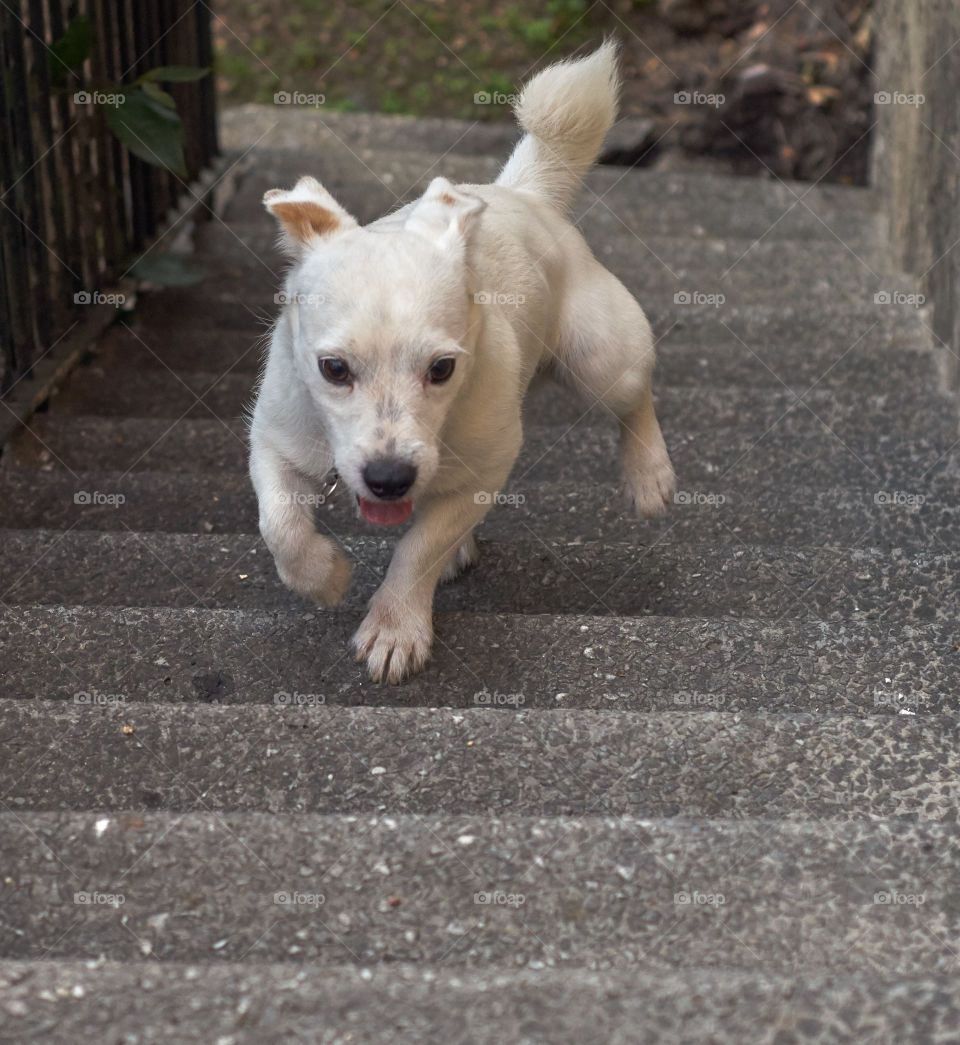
[249,41,675,683]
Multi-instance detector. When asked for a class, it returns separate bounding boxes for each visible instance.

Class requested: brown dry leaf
[806,85,841,106]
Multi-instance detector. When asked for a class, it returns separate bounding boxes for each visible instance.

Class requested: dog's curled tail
[497,40,619,213]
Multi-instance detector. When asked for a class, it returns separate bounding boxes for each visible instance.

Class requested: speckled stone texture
[1,606,956,713]
[2,962,958,1044]
[2,814,960,968]
[1,110,959,1042]
[2,704,959,817]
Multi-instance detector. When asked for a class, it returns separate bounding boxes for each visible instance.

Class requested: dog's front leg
[352,490,493,683]
[249,434,352,605]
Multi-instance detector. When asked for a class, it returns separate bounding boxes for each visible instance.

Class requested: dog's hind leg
[616,383,676,518]
[554,260,675,518]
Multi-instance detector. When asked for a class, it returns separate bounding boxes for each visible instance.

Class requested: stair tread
[1,959,957,1045]
[9,702,958,818]
[11,412,960,483]
[1,605,952,713]
[0,810,956,969]
[196,221,891,304]
[117,292,934,346]
[219,137,881,244]
[0,466,957,551]
[0,529,954,622]
[45,363,960,443]
[74,316,939,394]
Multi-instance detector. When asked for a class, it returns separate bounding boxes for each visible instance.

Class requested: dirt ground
[212,0,875,183]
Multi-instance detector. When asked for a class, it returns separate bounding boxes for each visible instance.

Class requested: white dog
[249,41,675,683]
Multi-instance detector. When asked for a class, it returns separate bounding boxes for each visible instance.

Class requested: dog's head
[265,175,485,526]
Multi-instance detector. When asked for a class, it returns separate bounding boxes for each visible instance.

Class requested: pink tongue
[357,496,413,526]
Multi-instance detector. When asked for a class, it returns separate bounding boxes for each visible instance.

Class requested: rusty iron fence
[0,1,217,394]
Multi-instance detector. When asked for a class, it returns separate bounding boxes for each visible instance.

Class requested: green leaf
[141,81,176,109]
[128,252,206,286]
[49,14,91,85]
[138,65,210,84]
[104,88,186,175]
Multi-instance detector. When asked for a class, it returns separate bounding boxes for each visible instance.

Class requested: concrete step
[11,415,960,489]
[219,107,523,157]
[45,360,960,444]
[50,362,255,421]
[1,605,953,715]
[87,323,270,376]
[221,141,882,246]
[6,703,956,818]
[0,812,956,967]
[2,958,956,1045]
[121,289,933,363]
[198,220,889,307]
[80,313,941,397]
[0,530,953,622]
[0,467,956,553]
[1,706,958,822]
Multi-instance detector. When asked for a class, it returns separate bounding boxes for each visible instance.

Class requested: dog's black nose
[363,458,417,500]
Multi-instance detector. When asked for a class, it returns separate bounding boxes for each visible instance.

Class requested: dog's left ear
[404,177,485,249]
[264,176,358,258]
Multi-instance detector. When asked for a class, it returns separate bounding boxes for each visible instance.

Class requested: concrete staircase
[2,114,959,1040]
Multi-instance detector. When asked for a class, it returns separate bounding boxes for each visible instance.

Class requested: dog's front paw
[352,599,432,684]
[626,453,676,519]
[274,534,352,606]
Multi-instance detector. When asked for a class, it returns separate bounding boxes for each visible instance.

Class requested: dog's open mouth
[357,496,413,526]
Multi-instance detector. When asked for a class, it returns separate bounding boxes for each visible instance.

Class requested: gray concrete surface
[1,114,958,1041]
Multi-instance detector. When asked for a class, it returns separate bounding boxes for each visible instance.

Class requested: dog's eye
[319,357,351,384]
[427,357,456,384]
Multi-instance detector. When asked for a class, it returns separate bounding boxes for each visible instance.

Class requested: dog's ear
[263,176,357,257]
[404,177,485,249]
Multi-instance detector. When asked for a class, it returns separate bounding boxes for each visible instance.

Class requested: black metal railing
[0,0,217,393]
